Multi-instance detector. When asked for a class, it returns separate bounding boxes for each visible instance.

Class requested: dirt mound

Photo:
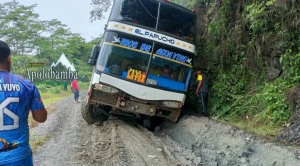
[158,115,300,166]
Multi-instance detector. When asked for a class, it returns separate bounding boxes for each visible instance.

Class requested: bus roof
[111,0,196,16]
[157,0,196,15]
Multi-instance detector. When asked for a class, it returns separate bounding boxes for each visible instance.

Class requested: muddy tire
[81,102,109,124]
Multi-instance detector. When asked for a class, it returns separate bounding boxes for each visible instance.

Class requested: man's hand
[32,108,47,123]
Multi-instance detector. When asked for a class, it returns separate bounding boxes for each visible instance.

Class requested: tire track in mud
[31,93,184,166]
[79,117,182,166]
[32,93,85,166]
[81,120,132,166]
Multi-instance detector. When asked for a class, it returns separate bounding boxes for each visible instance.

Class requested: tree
[44,19,71,50]
[36,19,74,61]
[0,0,44,56]
[90,0,113,22]
[64,34,86,59]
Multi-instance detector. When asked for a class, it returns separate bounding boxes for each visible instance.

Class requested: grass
[231,121,280,138]
[214,117,281,140]
[78,81,90,91]
[29,133,50,152]
[41,90,72,108]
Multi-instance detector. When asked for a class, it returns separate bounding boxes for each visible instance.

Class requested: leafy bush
[213,78,291,127]
[210,64,250,113]
[78,81,90,90]
[256,80,291,126]
[280,41,300,83]
[50,86,63,94]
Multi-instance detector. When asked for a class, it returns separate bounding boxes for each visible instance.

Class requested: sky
[0,0,110,41]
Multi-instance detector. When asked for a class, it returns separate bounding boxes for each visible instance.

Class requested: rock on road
[31,92,300,166]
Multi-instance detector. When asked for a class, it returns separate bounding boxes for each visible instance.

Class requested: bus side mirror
[88,45,101,66]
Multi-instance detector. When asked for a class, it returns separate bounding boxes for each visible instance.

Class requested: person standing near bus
[0,40,47,166]
[195,68,209,117]
[71,79,80,103]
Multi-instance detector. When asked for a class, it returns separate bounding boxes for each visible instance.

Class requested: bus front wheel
[81,102,109,124]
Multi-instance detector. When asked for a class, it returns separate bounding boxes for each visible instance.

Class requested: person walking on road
[195,68,209,117]
[0,40,47,166]
[71,79,80,103]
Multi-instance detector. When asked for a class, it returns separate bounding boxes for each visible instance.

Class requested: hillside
[188,0,300,144]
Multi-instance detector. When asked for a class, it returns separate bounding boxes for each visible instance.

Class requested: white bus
[82,0,197,130]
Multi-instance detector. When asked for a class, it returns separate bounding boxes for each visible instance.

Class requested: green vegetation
[0,1,96,133]
[0,0,103,83]
[179,0,300,137]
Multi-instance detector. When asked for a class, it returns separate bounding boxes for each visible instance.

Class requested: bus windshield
[110,0,158,29]
[158,3,196,42]
[96,32,194,92]
[109,0,196,43]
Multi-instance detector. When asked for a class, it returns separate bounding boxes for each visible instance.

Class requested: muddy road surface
[31,93,300,166]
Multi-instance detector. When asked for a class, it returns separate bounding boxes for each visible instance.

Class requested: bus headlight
[162,101,182,108]
[94,83,119,94]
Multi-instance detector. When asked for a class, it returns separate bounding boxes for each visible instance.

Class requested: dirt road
[31,93,300,166]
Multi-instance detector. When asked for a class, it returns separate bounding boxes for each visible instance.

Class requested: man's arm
[32,109,47,123]
[30,85,47,123]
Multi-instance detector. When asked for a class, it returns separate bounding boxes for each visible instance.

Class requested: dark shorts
[0,153,33,166]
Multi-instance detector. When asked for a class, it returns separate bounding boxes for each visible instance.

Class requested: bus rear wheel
[81,102,109,124]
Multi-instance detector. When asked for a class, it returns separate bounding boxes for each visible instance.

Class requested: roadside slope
[158,116,300,166]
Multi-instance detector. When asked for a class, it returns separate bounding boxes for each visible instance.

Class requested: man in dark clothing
[195,68,209,117]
